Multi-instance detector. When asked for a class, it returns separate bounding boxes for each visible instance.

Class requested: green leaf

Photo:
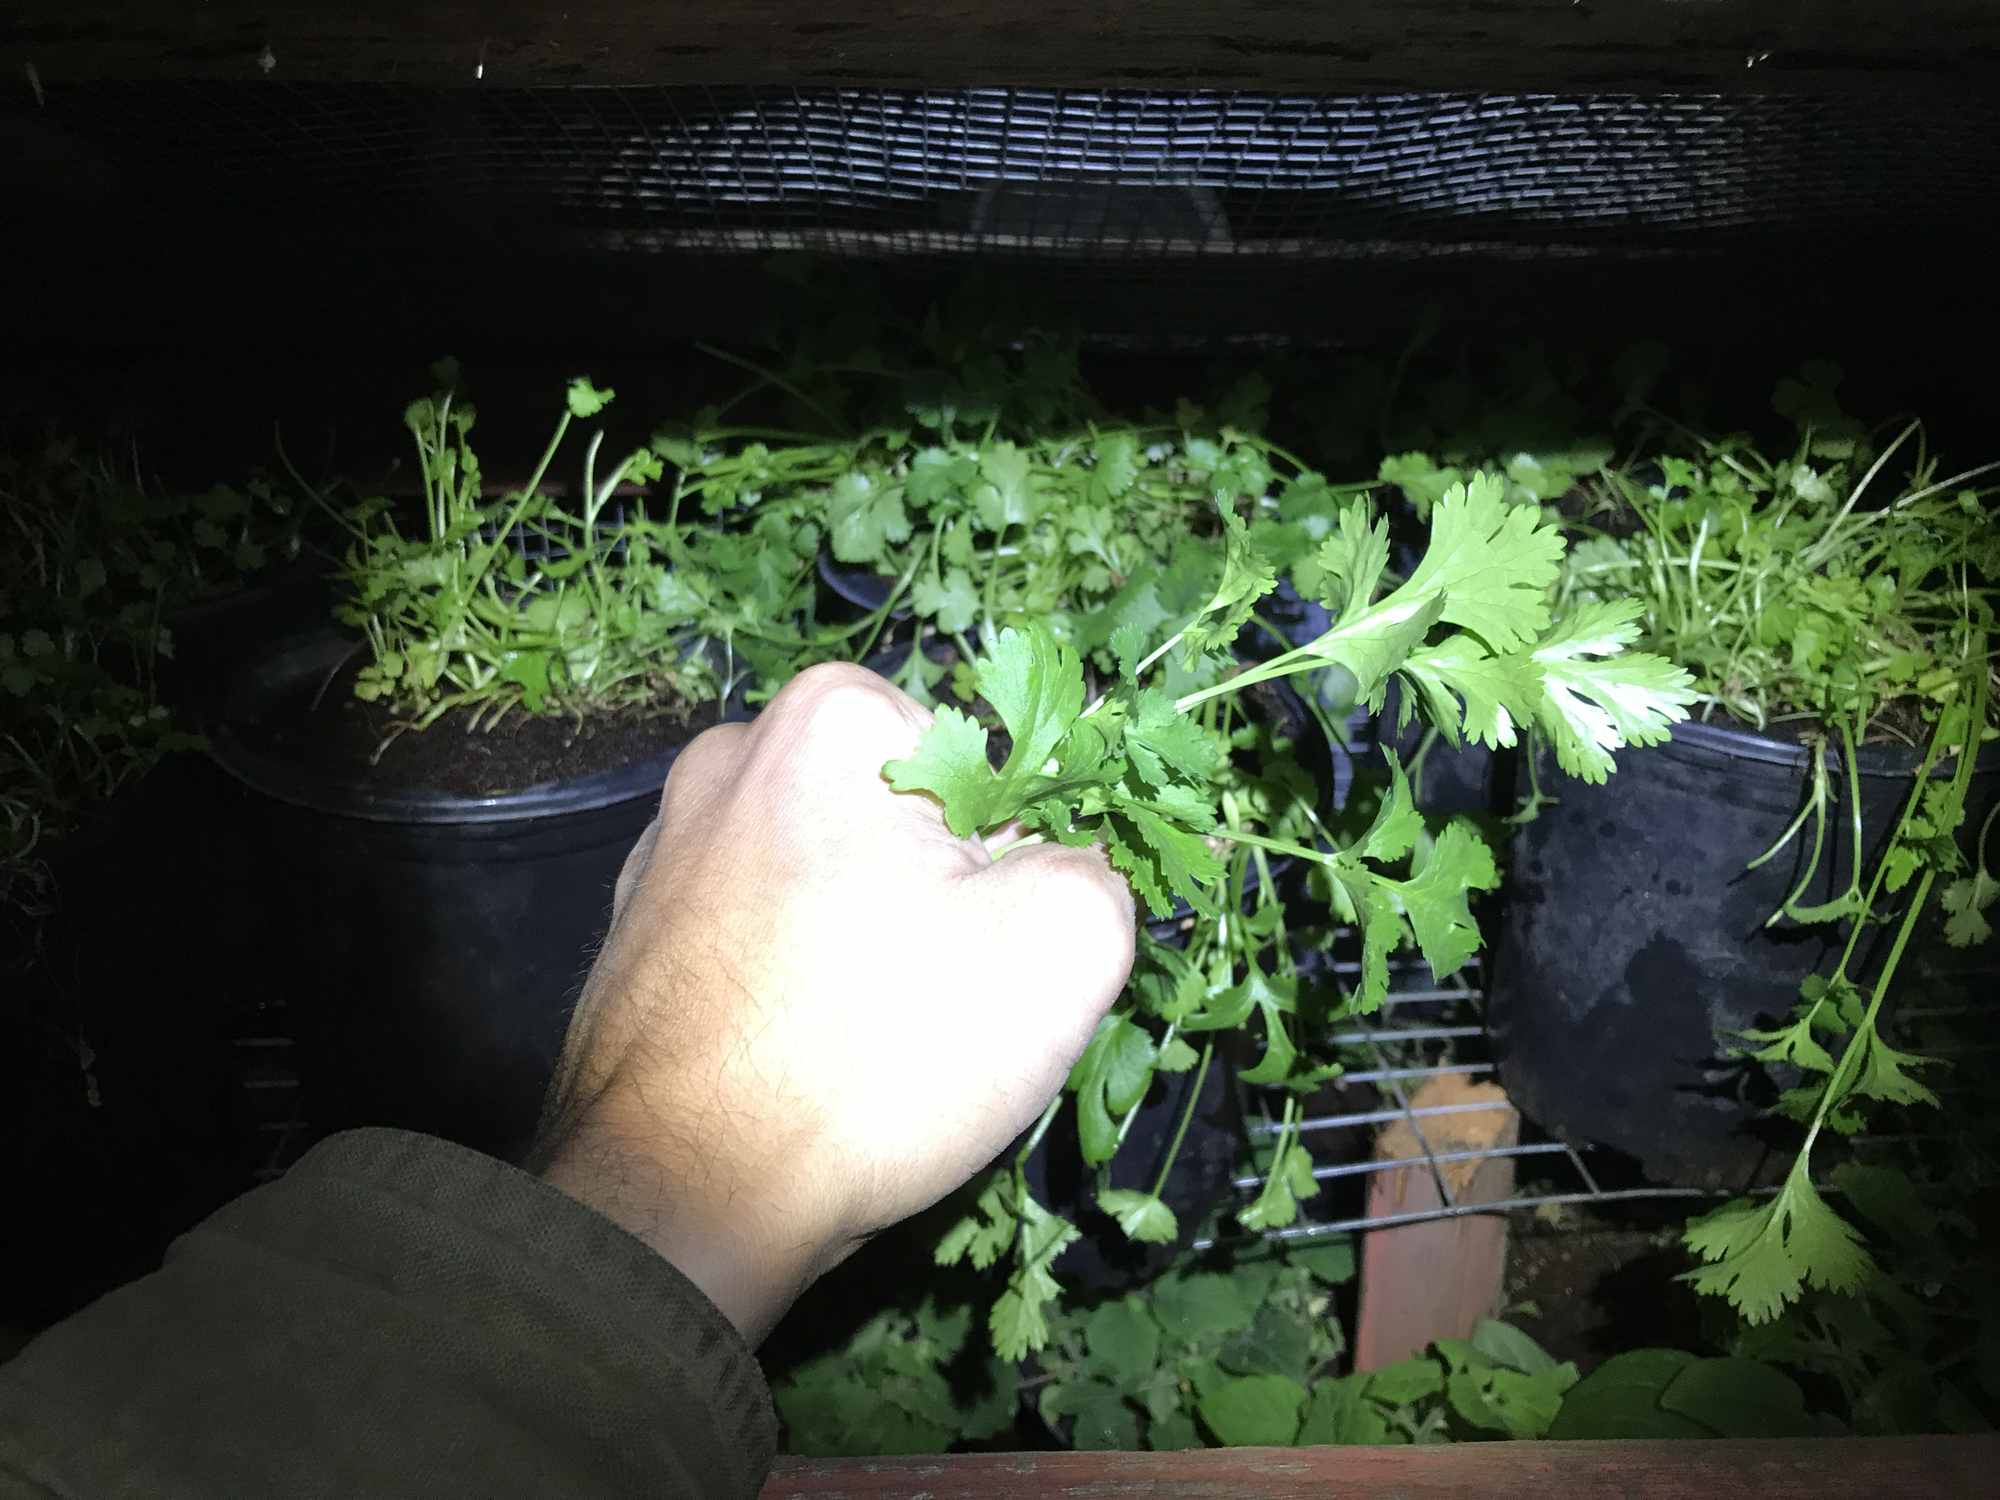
[1364,1357,1444,1405]
[1152,1272,1260,1344]
[1527,599,1698,783]
[1547,1349,1710,1440]
[1156,1035,1200,1073]
[496,649,555,713]
[1315,504,1393,624]
[1148,1410,1200,1450]
[1941,867,1998,948]
[884,704,1001,838]
[1659,1357,1813,1439]
[1829,1160,1936,1241]
[1219,1303,1314,1381]
[1445,1361,1576,1440]
[975,442,1038,531]
[1062,1384,1142,1451]
[1180,502,1278,663]
[1393,820,1500,981]
[989,1191,1077,1360]
[1379,451,1464,519]
[1098,1188,1179,1245]
[1287,1239,1356,1286]
[1086,1299,1163,1386]
[1351,750,1423,864]
[566,377,615,418]
[935,1174,1017,1270]
[1090,432,1141,505]
[1125,688,1222,788]
[1681,1159,1876,1323]
[1198,1374,1308,1447]
[905,447,978,509]
[1396,472,1563,653]
[911,566,981,633]
[1298,1374,1393,1445]
[1470,1319,1562,1376]
[1070,1012,1160,1165]
[827,469,912,564]
[1847,1025,1941,1110]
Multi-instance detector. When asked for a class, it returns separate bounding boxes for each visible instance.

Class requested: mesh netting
[24,83,1999,259]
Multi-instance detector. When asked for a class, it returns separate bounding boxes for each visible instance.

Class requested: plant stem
[1149,1039,1215,1200]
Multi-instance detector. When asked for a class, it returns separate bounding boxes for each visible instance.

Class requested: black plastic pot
[208,629,749,1162]
[1024,1044,1243,1295]
[1489,717,1999,1187]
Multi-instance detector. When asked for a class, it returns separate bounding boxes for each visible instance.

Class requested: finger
[956,842,1137,1053]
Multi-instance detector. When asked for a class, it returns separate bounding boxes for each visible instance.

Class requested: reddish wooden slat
[761,1436,1997,1498]
[1353,1077,1517,1370]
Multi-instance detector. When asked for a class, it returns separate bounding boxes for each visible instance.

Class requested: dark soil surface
[247,651,704,798]
[1501,1214,1711,1370]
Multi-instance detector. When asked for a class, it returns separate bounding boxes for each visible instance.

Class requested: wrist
[536,1091,848,1344]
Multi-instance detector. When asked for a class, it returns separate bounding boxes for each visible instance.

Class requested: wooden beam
[761,1436,1998,1498]
[1353,1075,1518,1370]
[4,2,1994,94]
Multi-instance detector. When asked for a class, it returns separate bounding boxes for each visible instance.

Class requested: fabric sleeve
[0,1127,777,1499]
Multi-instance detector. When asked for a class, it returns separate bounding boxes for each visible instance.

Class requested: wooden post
[1353,1073,1518,1371]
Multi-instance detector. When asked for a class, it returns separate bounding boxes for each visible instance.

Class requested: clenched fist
[535,663,1135,1342]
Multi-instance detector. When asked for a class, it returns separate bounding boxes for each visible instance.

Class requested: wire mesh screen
[21,83,2000,259]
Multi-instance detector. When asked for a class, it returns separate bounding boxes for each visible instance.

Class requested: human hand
[534,663,1136,1343]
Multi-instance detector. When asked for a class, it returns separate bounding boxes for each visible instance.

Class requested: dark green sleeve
[0,1128,776,1499]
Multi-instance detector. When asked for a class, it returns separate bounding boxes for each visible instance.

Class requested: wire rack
[1194,959,1749,1253]
[22,83,1999,259]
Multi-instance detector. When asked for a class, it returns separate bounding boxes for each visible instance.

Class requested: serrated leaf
[1396,473,1563,653]
[1392,820,1500,981]
[1098,1188,1179,1245]
[1315,504,1393,624]
[1527,599,1697,783]
[1681,1159,1876,1323]
[910,566,980,633]
[1351,749,1423,864]
[827,469,911,563]
[1090,432,1141,505]
[1181,502,1278,663]
[935,1174,1016,1271]
[1941,868,1997,948]
[566,377,614,418]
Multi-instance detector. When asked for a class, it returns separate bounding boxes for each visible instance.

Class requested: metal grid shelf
[1195,961,1765,1251]
[23,83,1998,260]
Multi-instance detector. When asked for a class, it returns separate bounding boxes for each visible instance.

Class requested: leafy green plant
[0,433,281,915]
[900,474,1694,1357]
[323,368,823,749]
[1535,379,1999,1329]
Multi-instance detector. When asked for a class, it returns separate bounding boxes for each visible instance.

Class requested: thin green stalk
[1149,1039,1216,1200]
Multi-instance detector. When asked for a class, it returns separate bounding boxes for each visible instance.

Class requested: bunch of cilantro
[892,472,1695,1359]
[1531,370,2000,1329]
[326,369,823,750]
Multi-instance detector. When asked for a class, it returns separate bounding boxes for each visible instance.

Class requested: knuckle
[777,661,922,744]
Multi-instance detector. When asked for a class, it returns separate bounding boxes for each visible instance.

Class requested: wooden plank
[1353,1075,1518,1370]
[4,2,1996,94]
[761,1436,1998,1498]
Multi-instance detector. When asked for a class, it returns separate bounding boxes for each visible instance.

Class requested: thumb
[953,841,1138,1059]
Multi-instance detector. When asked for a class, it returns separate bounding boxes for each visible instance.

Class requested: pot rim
[1669,713,1998,779]
[208,627,743,826]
